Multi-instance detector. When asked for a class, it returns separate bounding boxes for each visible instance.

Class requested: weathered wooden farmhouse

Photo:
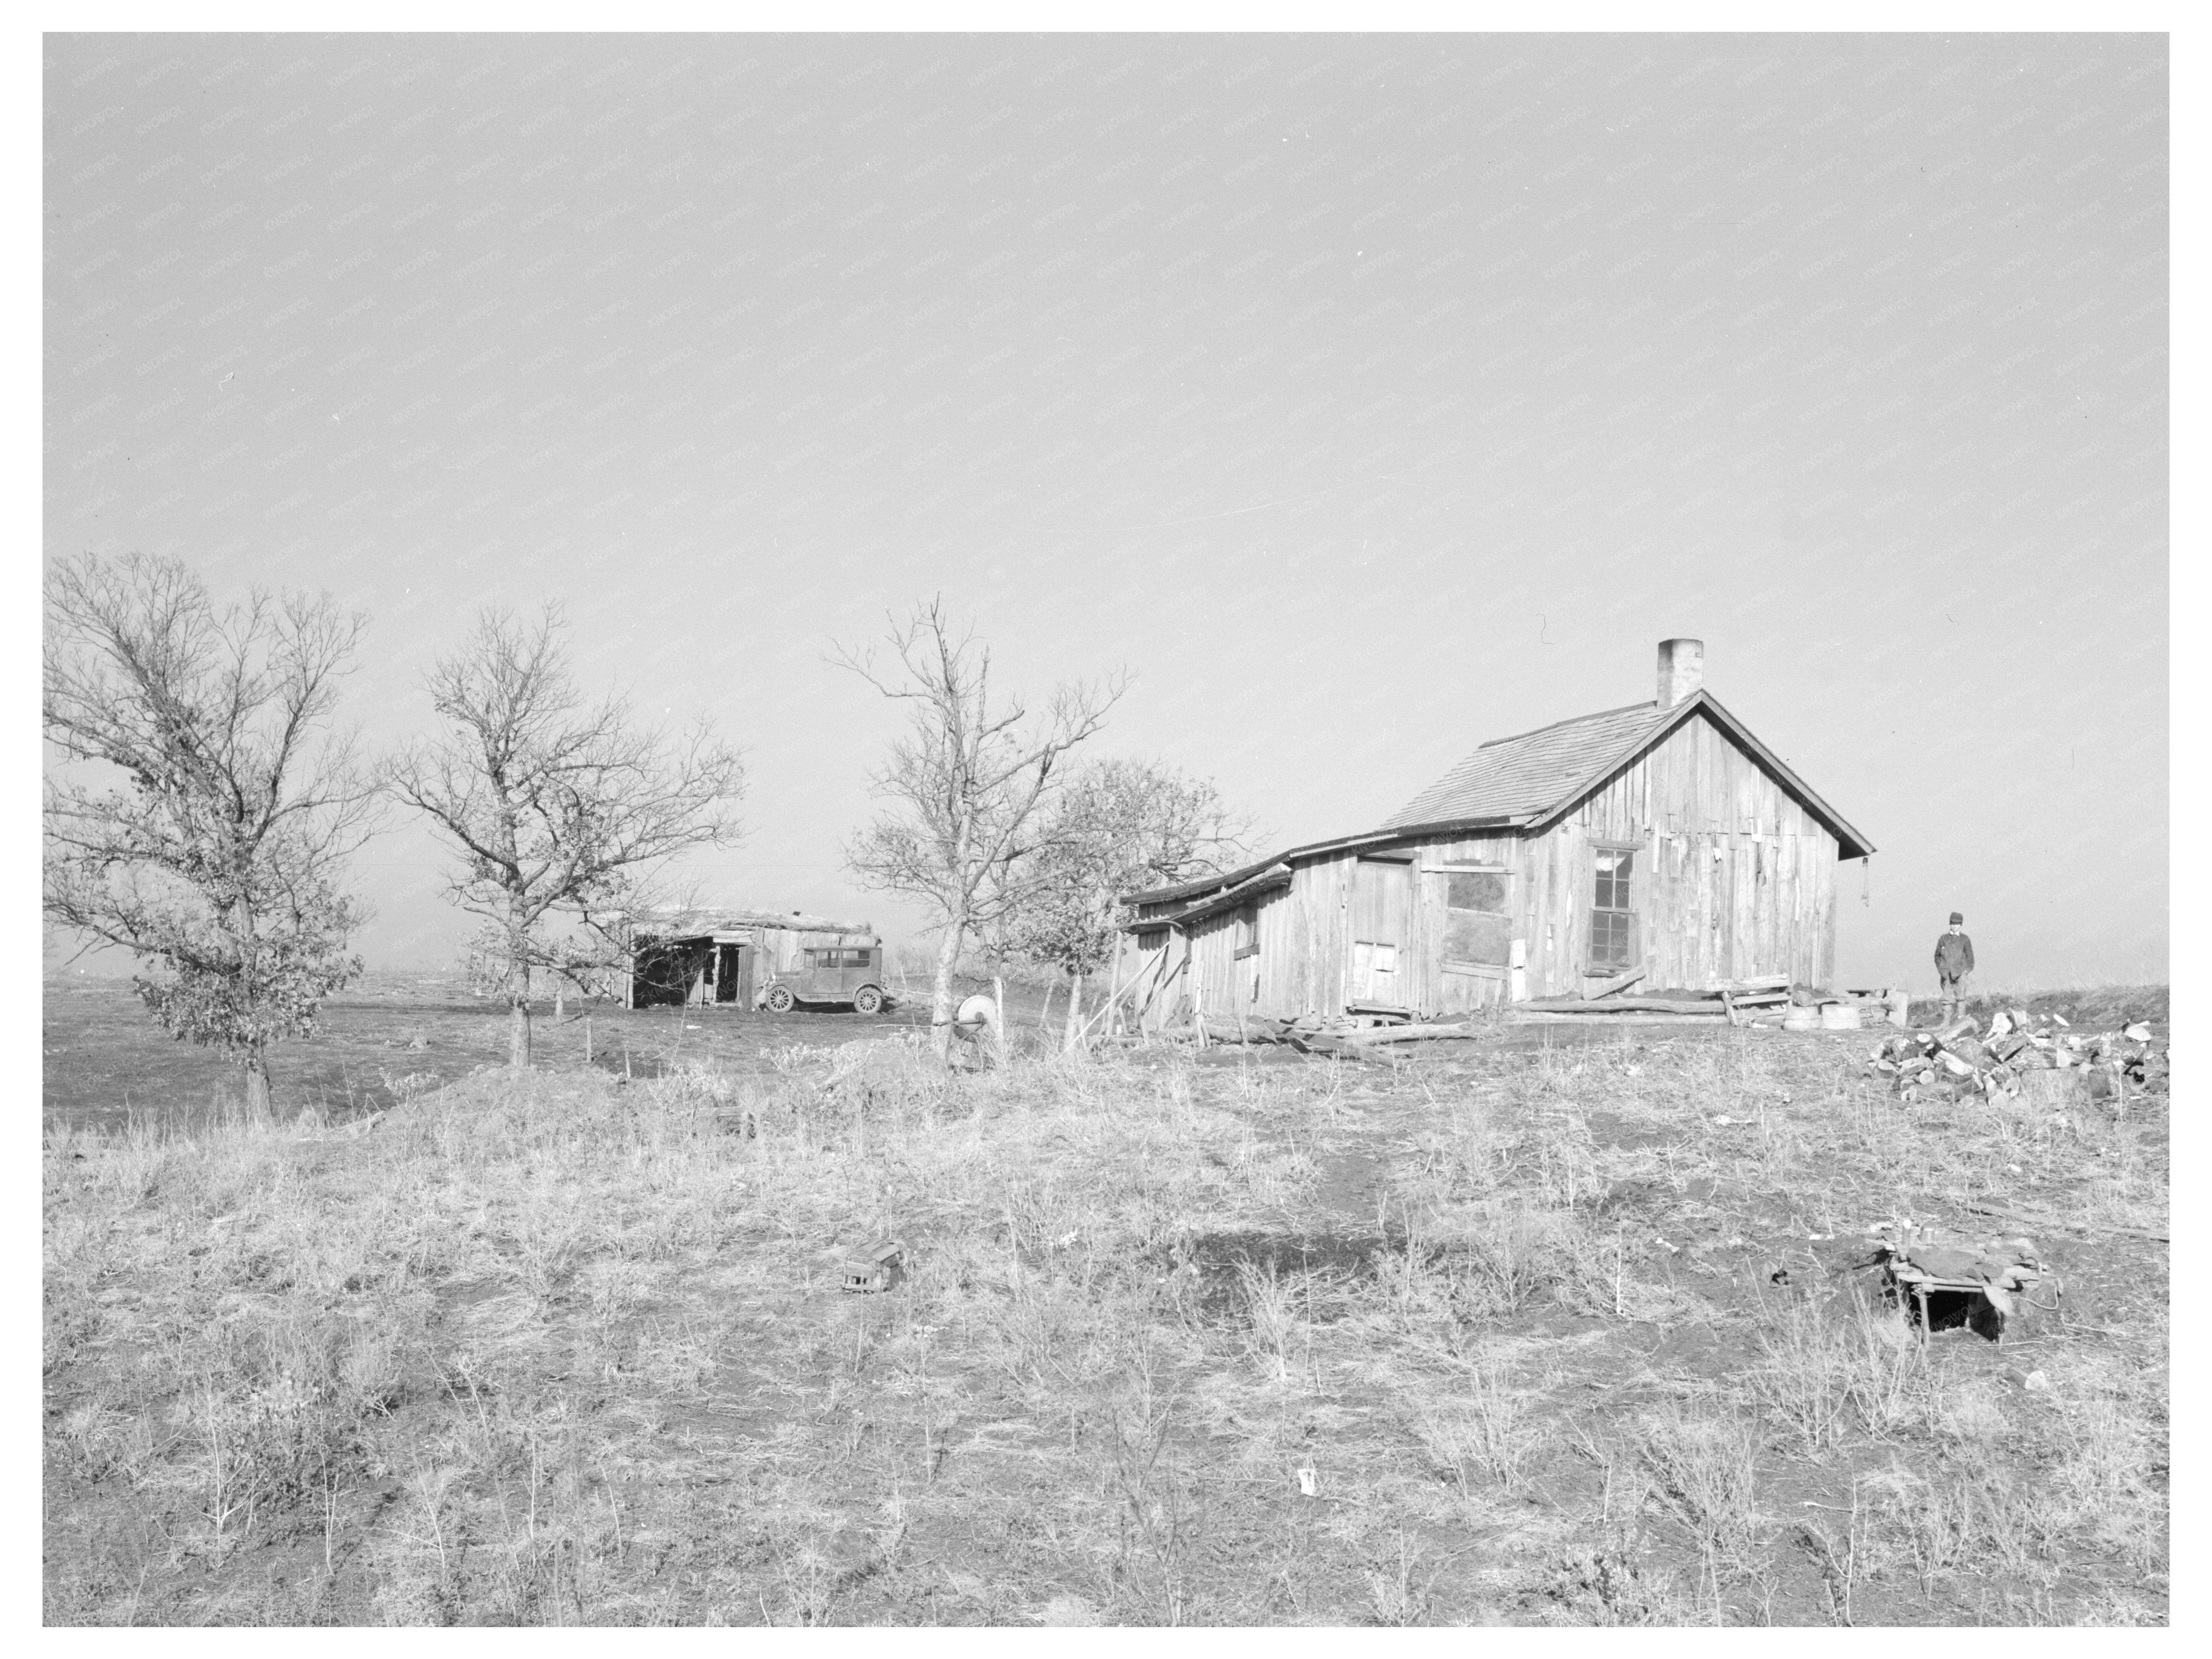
[624,908,878,1009]
[1114,640,1873,1029]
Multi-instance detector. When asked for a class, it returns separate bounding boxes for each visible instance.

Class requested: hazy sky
[43,32,2167,990]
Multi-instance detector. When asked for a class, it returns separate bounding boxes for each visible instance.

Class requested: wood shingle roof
[1379,689,1874,860]
[1379,700,1669,829]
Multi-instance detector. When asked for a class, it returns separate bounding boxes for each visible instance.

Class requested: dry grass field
[42,988,2168,1626]
[41,972,949,1132]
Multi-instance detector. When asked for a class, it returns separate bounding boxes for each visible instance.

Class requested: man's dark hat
[1948,912,1964,925]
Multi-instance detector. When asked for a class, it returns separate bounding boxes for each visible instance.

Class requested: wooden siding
[1118,708,1844,1026]
[1525,709,1839,996]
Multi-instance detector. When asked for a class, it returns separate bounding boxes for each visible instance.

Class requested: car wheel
[853,985,884,1015]
[765,985,795,1013]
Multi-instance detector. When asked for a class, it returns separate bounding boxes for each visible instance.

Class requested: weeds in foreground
[1103,1407,1202,1625]
[1629,1406,1763,1615]
[1362,1526,1435,1626]
[1234,1259,1305,1387]
[43,1023,2167,1626]
[1541,1535,1688,1626]
[1421,1356,1533,1497]
[1749,1292,1927,1456]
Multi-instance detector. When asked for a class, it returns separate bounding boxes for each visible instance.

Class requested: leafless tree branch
[836,597,1125,1057]
[385,603,745,1066]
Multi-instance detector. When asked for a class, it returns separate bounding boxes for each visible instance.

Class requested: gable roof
[1381,689,1874,860]
[1121,689,1873,921]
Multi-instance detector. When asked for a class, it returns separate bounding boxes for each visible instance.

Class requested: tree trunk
[243,1045,273,1120]
[508,905,533,1068]
[1062,970,1085,1052]
[507,889,537,1071]
[929,921,964,1062]
[554,978,565,1021]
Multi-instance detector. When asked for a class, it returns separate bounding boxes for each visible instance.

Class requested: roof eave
[1121,852,1284,908]
[1360,813,1536,844]
[1119,816,1530,908]
[1123,863,1296,931]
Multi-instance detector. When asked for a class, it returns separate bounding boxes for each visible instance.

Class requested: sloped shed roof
[630,907,873,940]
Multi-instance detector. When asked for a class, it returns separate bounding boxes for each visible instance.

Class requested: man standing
[1935,912,1975,1024]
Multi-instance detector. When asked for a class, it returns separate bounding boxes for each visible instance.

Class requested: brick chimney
[1656,638,1704,709]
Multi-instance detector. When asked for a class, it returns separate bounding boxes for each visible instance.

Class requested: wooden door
[1350,857,1413,1007]
[1233,906,1260,1014]
[1438,865,1513,1014]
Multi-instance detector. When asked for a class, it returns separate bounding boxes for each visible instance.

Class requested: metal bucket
[1783,1004,1823,1031]
[1821,1003,1862,1031]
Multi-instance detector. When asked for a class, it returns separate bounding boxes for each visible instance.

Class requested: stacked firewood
[1865,1010,2166,1104]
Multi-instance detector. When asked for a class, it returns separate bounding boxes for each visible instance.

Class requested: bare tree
[42,552,377,1114]
[387,604,744,1067]
[996,758,1252,1048]
[838,599,1123,1058]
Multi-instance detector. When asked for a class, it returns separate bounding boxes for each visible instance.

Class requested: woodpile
[1864,1009,2167,1105]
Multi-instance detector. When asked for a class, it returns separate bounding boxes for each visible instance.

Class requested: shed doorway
[1351,855,1413,1006]
[714,942,753,1006]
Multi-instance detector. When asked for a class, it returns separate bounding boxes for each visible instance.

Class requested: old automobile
[758,941,891,1014]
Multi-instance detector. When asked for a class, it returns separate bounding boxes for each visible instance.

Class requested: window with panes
[1589,849,1637,971]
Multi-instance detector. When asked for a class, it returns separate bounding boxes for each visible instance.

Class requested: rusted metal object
[839,1238,906,1294]
[1858,1221,2058,1341]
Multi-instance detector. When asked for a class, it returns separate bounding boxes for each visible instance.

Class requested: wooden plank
[1521,995,1729,1014]
[1508,1010,1735,1026]
[1339,1022,1488,1045]
[1581,966,1646,1000]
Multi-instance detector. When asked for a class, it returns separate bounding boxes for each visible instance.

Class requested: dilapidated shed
[1115,640,1873,1030]
[624,908,877,1009]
